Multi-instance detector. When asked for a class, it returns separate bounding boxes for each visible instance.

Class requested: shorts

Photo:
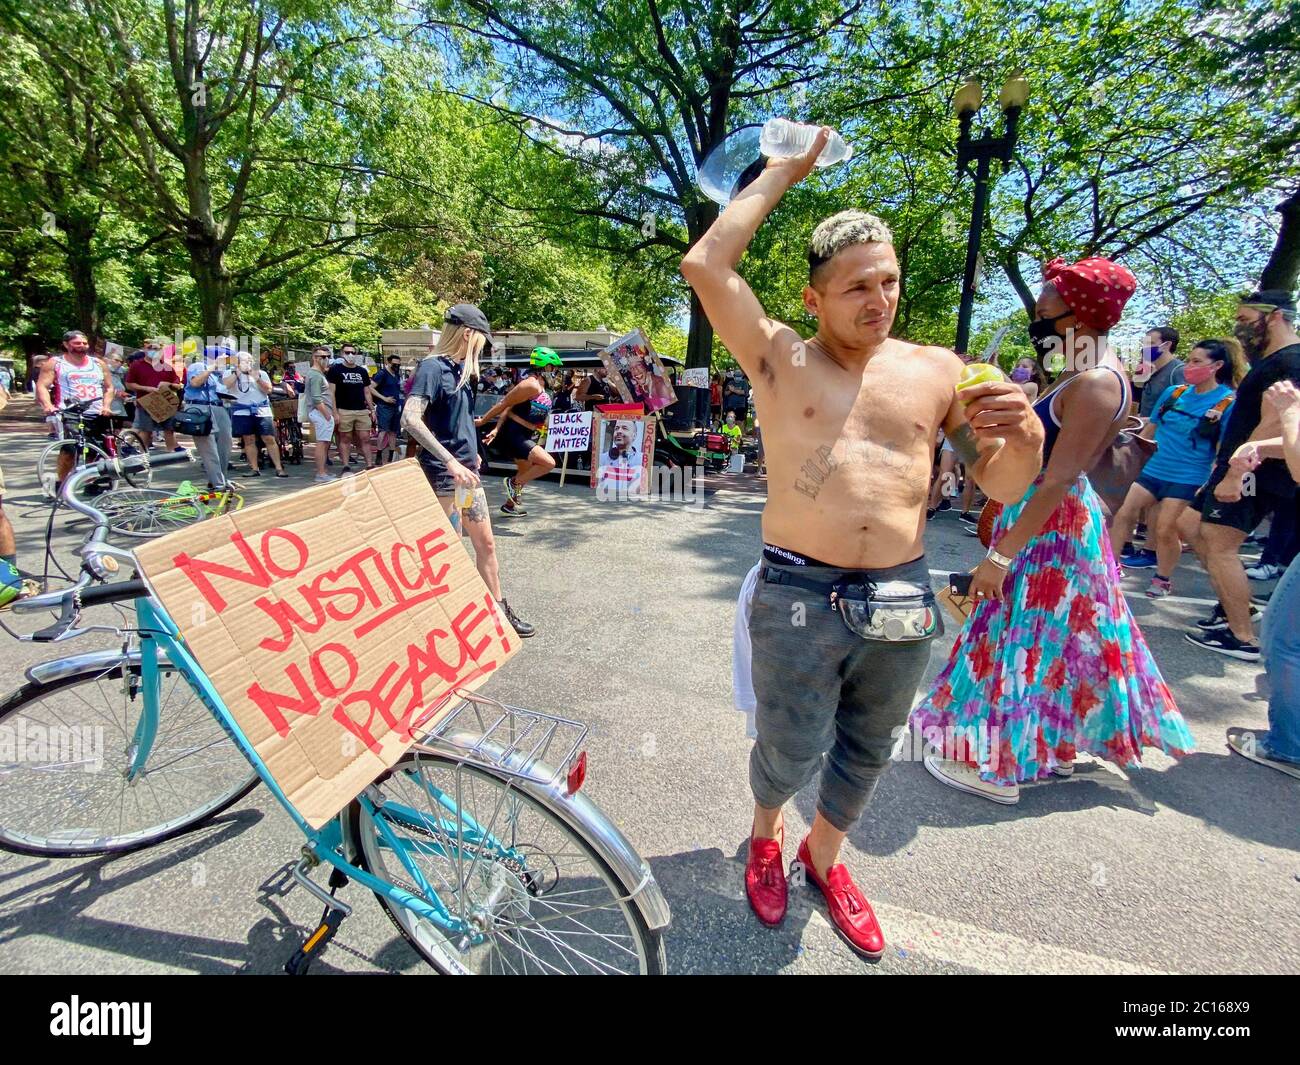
[498,420,541,461]
[133,405,175,432]
[307,409,335,443]
[747,554,936,832]
[375,403,401,433]
[420,459,483,503]
[1135,471,1200,502]
[336,408,371,434]
[1194,465,1288,534]
[232,412,274,437]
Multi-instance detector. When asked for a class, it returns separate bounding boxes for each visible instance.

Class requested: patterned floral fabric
[911,474,1193,785]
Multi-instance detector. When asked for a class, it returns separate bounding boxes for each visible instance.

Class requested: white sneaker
[1051,759,1074,778]
[923,750,1019,804]
[1245,563,1284,581]
[313,473,337,483]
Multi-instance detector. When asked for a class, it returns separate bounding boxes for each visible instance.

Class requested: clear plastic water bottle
[759,119,853,167]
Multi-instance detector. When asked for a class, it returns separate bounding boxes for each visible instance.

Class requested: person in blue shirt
[1109,338,1246,597]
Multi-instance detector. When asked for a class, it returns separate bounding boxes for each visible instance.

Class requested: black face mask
[1028,310,1073,363]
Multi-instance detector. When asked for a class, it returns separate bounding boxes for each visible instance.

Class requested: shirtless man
[680,128,1043,958]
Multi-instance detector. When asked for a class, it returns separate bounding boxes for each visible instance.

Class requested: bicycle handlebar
[10,447,198,619]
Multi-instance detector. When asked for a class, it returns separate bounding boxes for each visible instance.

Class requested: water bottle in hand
[760,119,852,167]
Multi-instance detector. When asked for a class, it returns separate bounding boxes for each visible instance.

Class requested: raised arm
[679,128,832,382]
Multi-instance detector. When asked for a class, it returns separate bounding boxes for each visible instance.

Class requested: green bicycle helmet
[529,346,563,368]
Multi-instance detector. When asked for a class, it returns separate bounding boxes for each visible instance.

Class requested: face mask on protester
[1010,367,1032,383]
[147,349,162,364]
[342,350,358,365]
[1028,310,1072,363]
[1141,344,1163,362]
[1233,316,1269,364]
[1182,362,1219,386]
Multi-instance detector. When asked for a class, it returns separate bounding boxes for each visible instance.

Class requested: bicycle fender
[432,726,672,934]
[24,647,173,687]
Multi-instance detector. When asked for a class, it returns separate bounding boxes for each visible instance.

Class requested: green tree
[420,0,904,368]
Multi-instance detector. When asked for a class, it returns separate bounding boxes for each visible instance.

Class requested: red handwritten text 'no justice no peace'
[170,526,513,754]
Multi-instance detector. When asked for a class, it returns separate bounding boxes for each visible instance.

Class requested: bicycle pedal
[284,908,345,975]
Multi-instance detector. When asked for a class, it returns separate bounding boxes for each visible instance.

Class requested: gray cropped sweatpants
[747,556,936,832]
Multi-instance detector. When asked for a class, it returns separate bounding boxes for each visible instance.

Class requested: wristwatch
[986,548,1014,571]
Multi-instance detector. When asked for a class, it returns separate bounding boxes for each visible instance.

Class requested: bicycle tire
[36,439,110,499]
[345,752,665,975]
[0,659,260,857]
[96,487,209,537]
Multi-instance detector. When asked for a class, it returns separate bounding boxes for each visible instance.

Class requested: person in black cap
[1180,289,1300,660]
[401,304,535,638]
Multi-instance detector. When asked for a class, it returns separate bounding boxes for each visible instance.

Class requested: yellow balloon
[182,338,198,355]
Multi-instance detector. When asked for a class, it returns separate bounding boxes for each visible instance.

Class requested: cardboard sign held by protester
[138,387,180,423]
[545,411,592,453]
[133,461,519,828]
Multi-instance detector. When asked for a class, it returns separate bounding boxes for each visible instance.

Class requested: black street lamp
[952,74,1029,355]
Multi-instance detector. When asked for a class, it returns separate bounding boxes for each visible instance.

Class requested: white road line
[706,853,1170,974]
[865,900,1173,975]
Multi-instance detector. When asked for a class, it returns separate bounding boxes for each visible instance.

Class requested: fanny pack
[831,577,943,642]
[761,565,941,643]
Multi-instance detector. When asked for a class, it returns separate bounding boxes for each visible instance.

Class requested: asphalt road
[0,426,1296,975]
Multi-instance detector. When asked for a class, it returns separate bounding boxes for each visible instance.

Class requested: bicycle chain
[377,811,535,888]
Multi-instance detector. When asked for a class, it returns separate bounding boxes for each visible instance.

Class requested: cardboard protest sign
[138,387,180,422]
[545,411,592,453]
[132,460,518,828]
[597,329,678,414]
[680,367,710,389]
[591,409,654,499]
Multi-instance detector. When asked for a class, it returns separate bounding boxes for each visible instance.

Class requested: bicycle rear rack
[411,689,588,789]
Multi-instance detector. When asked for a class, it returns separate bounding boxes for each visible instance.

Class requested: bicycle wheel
[0,657,260,856]
[112,428,154,488]
[97,487,209,537]
[36,439,110,499]
[346,753,665,975]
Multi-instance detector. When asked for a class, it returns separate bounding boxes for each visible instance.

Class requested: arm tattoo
[401,396,458,466]
[948,423,982,466]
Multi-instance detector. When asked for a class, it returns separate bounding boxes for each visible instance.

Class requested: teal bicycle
[0,450,669,975]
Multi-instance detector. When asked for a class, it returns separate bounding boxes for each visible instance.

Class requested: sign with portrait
[590,408,654,500]
[597,329,678,415]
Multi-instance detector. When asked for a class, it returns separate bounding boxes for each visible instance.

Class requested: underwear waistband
[762,543,837,568]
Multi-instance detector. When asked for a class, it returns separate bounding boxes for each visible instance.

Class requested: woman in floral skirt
[912,257,1193,804]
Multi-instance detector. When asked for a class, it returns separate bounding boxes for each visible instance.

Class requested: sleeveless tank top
[1033,365,1130,463]
[54,356,106,415]
[513,385,553,428]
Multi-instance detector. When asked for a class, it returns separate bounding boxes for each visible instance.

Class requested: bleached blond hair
[808,210,894,284]
[433,322,486,392]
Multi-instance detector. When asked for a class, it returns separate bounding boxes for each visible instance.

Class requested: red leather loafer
[745,831,787,927]
[795,836,885,959]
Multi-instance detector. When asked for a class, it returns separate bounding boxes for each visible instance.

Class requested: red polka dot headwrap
[1042,256,1137,331]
